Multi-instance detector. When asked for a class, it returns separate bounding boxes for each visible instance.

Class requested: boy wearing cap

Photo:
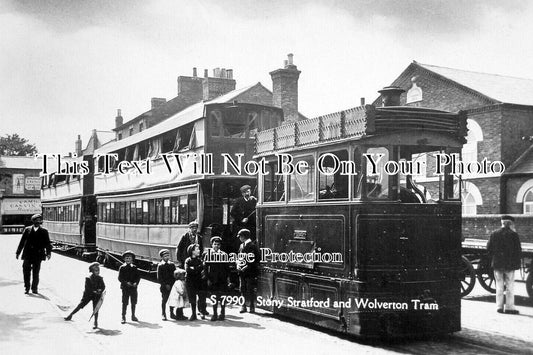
[204,236,230,321]
[184,244,207,320]
[237,229,260,313]
[157,249,176,320]
[118,250,141,323]
[176,221,203,268]
[16,213,52,294]
[230,185,257,241]
[487,215,522,314]
[64,262,105,329]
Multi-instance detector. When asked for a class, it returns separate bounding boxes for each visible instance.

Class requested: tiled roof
[505,144,533,175]
[0,156,41,169]
[417,62,533,106]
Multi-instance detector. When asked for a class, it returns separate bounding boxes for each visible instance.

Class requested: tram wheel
[526,272,533,299]
[460,256,476,297]
[476,257,496,294]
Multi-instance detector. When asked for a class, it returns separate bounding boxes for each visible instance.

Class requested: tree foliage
[0,134,38,156]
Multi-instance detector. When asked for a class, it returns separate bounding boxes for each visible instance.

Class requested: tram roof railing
[255,105,467,154]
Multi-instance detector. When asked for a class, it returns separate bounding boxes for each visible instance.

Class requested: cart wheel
[460,256,476,297]
[477,257,496,293]
[526,272,533,299]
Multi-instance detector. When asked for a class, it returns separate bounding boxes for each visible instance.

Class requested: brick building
[0,156,42,233]
[377,61,533,241]
[112,54,305,143]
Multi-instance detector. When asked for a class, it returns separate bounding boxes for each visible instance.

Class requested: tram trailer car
[255,90,467,337]
[92,101,282,270]
[41,155,98,257]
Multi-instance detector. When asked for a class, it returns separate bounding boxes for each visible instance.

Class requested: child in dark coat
[184,244,207,320]
[64,262,105,329]
[157,248,176,321]
[118,250,141,323]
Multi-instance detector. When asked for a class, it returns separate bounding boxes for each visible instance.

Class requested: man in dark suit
[236,229,260,313]
[176,221,203,268]
[230,185,257,241]
[15,214,52,294]
[487,215,522,314]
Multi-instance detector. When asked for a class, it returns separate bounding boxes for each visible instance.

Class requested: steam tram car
[92,100,282,269]
[254,92,468,337]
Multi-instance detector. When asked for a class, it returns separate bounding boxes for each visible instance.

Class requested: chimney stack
[202,67,236,100]
[115,109,123,128]
[270,53,301,122]
[193,67,197,77]
[204,69,208,78]
[378,86,405,107]
[75,134,82,157]
[151,97,166,109]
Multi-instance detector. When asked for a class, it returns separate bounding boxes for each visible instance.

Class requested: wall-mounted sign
[406,81,423,104]
[1,198,41,215]
[12,174,25,194]
[25,177,41,191]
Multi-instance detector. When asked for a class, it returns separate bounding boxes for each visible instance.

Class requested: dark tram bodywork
[255,102,467,337]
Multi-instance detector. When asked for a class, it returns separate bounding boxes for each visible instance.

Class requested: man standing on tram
[176,221,203,269]
[230,185,257,241]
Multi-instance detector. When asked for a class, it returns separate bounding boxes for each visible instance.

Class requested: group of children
[64,236,229,328]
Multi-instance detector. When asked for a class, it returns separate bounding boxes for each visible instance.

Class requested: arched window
[461,181,482,215]
[524,189,533,214]
[462,119,483,163]
[462,192,477,215]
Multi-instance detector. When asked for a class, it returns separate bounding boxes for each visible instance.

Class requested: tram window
[163,199,170,224]
[129,202,135,224]
[223,111,246,137]
[365,147,390,200]
[161,129,176,153]
[120,202,126,223]
[289,156,315,201]
[318,150,349,200]
[155,199,163,224]
[104,203,109,222]
[171,197,178,224]
[137,201,144,224]
[263,162,285,202]
[179,196,188,224]
[125,202,130,224]
[188,194,197,223]
[142,200,150,224]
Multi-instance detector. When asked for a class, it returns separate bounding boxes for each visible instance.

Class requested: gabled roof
[95,83,270,155]
[0,156,41,170]
[416,62,533,106]
[505,143,533,175]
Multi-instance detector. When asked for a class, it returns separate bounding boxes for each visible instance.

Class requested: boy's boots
[131,304,139,321]
[169,306,176,320]
[210,305,218,321]
[64,304,82,321]
[121,304,127,324]
[219,305,225,321]
[189,304,197,321]
[93,313,99,329]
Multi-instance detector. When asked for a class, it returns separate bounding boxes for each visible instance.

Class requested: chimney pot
[204,69,208,78]
[378,86,405,107]
[287,53,294,65]
[115,109,123,128]
[193,67,197,77]
[360,97,365,106]
[227,69,233,79]
[221,68,226,78]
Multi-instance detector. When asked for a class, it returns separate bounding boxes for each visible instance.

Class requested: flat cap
[187,243,199,257]
[237,228,251,239]
[159,249,170,257]
[210,236,222,244]
[122,250,135,258]
[501,215,515,222]
[88,262,100,272]
[240,185,251,192]
[31,214,42,221]
[188,221,199,227]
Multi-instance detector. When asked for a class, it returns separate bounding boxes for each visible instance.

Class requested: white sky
[1,0,533,153]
